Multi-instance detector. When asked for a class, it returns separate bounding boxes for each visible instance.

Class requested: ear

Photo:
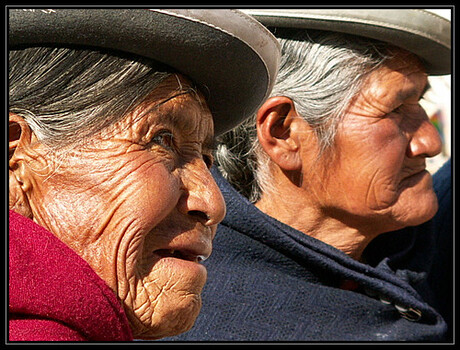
[256,96,302,171]
[9,113,34,187]
[9,113,39,217]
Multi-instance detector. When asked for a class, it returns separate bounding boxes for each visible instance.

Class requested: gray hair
[9,46,175,149]
[215,29,391,202]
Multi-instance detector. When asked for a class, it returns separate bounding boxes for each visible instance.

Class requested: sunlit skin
[9,75,226,339]
[255,49,442,260]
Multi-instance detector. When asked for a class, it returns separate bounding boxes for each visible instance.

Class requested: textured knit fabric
[165,160,452,342]
[8,210,133,342]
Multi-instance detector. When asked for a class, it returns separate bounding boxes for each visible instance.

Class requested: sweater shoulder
[8,211,133,341]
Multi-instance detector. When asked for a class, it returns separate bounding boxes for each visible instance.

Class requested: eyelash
[393,99,425,114]
[150,130,175,150]
[203,154,213,169]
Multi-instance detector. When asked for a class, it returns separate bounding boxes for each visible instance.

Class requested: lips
[402,169,425,181]
[153,248,210,263]
[401,163,427,180]
[143,222,214,267]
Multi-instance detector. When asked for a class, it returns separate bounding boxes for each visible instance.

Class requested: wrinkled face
[23,76,226,339]
[305,50,442,234]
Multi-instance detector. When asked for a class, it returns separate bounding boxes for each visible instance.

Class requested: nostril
[188,210,209,223]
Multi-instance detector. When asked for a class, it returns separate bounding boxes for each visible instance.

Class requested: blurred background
[422,9,452,174]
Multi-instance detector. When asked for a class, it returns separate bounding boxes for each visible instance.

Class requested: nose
[178,161,226,226]
[406,116,443,158]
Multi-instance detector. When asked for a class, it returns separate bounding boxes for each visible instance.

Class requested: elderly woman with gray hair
[8,9,279,341]
[167,9,452,342]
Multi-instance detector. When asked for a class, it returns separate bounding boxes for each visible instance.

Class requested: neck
[255,178,375,261]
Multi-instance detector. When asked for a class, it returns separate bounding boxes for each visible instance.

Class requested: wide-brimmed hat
[242,9,451,75]
[8,8,280,136]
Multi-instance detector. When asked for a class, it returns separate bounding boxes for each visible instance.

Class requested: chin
[394,192,439,229]
[131,294,202,340]
[408,204,439,227]
[392,171,439,226]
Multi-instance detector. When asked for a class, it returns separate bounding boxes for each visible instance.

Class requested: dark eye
[391,104,405,114]
[151,130,174,150]
[203,153,213,169]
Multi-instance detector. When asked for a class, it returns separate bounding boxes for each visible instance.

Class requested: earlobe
[9,168,33,218]
[256,96,302,171]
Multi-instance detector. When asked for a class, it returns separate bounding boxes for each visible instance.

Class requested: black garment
[166,160,452,342]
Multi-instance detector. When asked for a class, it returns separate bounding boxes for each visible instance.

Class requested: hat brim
[8,8,280,135]
[242,9,451,75]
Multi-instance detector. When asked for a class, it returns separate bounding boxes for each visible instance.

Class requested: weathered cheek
[336,122,405,212]
[332,145,400,213]
[364,170,400,211]
[111,162,209,338]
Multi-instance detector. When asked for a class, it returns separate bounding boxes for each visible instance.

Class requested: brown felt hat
[242,9,451,75]
[8,8,280,135]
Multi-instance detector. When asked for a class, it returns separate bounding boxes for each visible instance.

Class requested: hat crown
[242,8,451,75]
[9,8,281,135]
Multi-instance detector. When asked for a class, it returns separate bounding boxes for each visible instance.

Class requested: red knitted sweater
[8,210,133,341]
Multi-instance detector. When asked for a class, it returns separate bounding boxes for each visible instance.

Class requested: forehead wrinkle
[96,90,193,143]
[385,53,428,103]
[141,90,193,124]
[158,91,213,140]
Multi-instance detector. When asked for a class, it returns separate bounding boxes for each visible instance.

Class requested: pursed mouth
[402,162,427,179]
[153,249,209,263]
[403,168,428,180]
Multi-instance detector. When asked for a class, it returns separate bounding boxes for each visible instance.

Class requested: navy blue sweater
[165,160,452,342]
